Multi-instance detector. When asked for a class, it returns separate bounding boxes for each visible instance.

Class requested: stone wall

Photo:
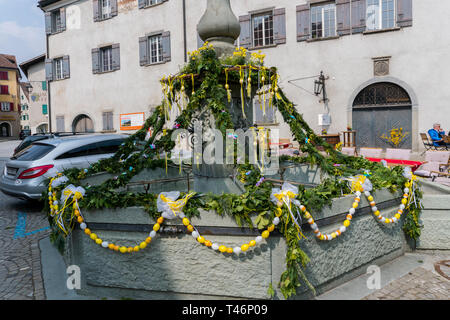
[65,187,408,300]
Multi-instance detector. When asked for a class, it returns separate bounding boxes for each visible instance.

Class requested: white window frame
[366,0,396,31]
[146,0,163,6]
[54,58,64,80]
[101,0,112,19]
[100,46,113,72]
[252,12,274,48]
[0,102,11,112]
[311,2,336,39]
[148,34,163,64]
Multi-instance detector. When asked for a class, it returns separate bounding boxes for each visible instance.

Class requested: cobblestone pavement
[363,252,450,300]
[0,158,51,300]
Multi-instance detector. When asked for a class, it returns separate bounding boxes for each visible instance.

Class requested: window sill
[49,29,65,36]
[101,129,116,133]
[306,35,340,43]
[95,15,116,23]
[141,60,168,67]
[248,44,278,51]
[141,2,167,10]
[94,69,120,75]
[363,27,401,35]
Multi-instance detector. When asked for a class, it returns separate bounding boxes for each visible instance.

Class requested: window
[52,10,62,33]
[12,143,55,161]
[54,58,64,80]
[1,102,11,112]
[0,85,9,95]
[92,45,119,73]
[149,34,163,64]
[100,47,113,72]
[252,13,273,47]
[101,0,111,19]
[56,116,65,132]
[367,0,395,31]
[56,139,124,159]
[0,71,8,80]
[311,2,336,39]
[146,0,163,5]
[102,111,114,131]
[139,32,170,66]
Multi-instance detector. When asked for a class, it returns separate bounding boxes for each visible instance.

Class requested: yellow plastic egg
[119,246,127,253]
[343,220,350,227]
[241,244,249,252]
[95,238,102,245]
[262,230,270,239]
[249,240,256,247]
[219,245,227,253]
[139,242,147,249]
[90,233,97,241]
[153,223,160,232]
[182,218,190,226]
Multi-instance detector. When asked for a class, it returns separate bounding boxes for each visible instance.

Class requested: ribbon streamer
[270,182,305,240]
[157,191,196,219]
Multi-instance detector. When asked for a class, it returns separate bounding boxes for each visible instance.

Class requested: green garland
[43,44,423,299]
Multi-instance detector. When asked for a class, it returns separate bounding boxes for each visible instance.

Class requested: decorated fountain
[45,0,423,300]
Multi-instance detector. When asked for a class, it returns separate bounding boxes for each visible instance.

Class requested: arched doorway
[36,123,48,133]
[72,114,94,133]
[0,122,11,137]
[352,82,412,149]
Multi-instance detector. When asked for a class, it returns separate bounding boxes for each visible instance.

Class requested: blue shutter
[351,0,366,33]
[397,0,412,27]
[45,12,52,34]
[93,0,100,22]
[111,0,118,17]
[111,44,120,70]
[60,8,66,31]
[92,48,100,74]
[273,8,286,45]
[139,36,149,66]
[161,31,171,62]
[296,4,310,42]
[62,55,70,79]
[239,15,252,48]
[336,0,351,36]
[45,59,54,81]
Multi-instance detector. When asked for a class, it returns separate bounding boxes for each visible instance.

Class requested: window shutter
[397,0,412,27]
[111,0,118,17]
[45,12,52,34]
[93,0,100,22]
[56,116,65,132]
[60,8,66,31]
[42,105,48,115]
[10,102,14,112]
[139,36,149,66]
[62,55,70,79]
[42,81,47,91]
[161,31,171,62]
[138,0,146,9]
[111,44,120,70]
[296,4,310,42]
[108,112,114,130]
[336,0,351,36]
[45,59,54,81]
[351,0,366,33]
[239,15,251,48]
[273,8,286,45]
[102,112,107,130]
[92,48,100,74]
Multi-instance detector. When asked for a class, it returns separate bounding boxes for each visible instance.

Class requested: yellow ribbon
[273,190,305,240]
[350,176,366,193]
[160,192,195,216]
[163,129,168,175]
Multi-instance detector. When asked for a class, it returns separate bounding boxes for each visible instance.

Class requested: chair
[340,147,357,157]
[420,133,435,152]
[359,147,383,158]
[385,148,411,160]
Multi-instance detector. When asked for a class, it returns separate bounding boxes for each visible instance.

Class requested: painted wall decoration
[120,112,145,130]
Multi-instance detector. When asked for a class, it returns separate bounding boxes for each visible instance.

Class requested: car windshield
[12,143,55,161]
[16,136,51,153]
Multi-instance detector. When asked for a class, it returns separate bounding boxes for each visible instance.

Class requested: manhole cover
[434,260,450,280]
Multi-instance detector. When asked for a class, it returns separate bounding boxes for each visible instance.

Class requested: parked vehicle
[0,134,127,200]
[13,132,91,156]
[19,129,32,140]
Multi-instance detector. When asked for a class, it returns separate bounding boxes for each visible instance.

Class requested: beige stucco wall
[22,61,49,134]
[44,0,450,151]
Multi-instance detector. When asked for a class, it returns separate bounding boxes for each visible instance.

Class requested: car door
[54,144,92,170]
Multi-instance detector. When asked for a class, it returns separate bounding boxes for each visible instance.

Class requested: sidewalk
[0,139,20,159]
[317,250,450,300]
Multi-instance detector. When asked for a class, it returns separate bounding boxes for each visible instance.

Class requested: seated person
[428,123,448,147]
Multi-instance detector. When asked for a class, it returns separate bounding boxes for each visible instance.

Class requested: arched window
[353,82,411,108]
[73,114,94,133]
[352,82,412,149]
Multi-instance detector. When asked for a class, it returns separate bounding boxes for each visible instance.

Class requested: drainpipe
[45,31,52,133]
[183,0,187,62]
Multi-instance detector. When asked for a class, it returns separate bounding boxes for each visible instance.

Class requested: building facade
[0,54,21,138]
[38,0,450,151]
[19,54,50,134]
